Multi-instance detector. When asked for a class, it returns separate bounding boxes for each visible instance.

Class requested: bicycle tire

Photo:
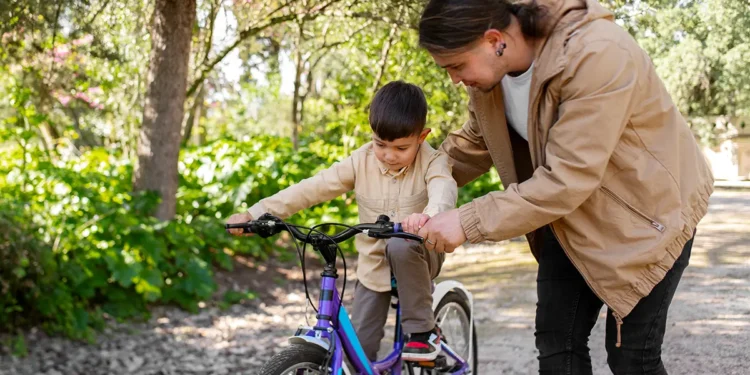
[257,343,328,375]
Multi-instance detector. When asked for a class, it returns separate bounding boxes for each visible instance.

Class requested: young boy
[226,81,457,362]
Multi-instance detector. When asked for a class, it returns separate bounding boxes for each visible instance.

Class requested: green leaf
[179,257,215,299]
[10,333,28,357]
[222,289,257,305]
[108,256,142,288]
[134,268,163,301]
[12,267,26,279]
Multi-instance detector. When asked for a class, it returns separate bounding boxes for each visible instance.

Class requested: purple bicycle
[226,213,477,374]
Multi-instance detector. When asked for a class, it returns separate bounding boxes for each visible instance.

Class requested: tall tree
[133,0,196,220]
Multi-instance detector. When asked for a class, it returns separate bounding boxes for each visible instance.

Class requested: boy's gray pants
[350,238,445,361]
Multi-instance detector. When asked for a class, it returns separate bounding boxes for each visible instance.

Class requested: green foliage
[607,0,750,145]
[1,333,28,357]
[0,0,150,156]
[0,145,225,339]
[0,133,501,341]
[457,168,503,206]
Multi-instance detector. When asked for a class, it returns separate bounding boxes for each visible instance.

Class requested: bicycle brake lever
[365,229,423,243]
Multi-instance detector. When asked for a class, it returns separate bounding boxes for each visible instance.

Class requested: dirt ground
[1,190,748,375]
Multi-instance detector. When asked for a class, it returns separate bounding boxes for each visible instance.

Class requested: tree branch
[46,1,64,85]
[336,11,415,29]
[86,0,112,26]
[189,0,220,95]
[266,0,301,19]
[186,0,364,99]
[187,13,297,97]
[203,0,219,65]
[371,22,399,95]
[299,19,371,102]
[186,0,341,98]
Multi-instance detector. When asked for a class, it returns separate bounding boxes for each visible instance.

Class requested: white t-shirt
[501,63,534,141]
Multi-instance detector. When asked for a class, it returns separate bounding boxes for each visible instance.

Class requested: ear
[483,29,506,50]
[418,128,432,143]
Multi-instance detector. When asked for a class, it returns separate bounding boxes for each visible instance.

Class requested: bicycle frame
[291,269,471,375]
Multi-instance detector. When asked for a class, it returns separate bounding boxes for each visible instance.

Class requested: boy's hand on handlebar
[402,213,430,235]
[226,212,254,236]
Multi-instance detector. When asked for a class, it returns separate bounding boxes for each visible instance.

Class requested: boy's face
[371,128,431,172]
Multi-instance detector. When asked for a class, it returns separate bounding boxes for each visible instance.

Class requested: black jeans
[535,226,693,375]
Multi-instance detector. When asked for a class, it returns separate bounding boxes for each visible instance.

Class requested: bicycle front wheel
[257,343,328,375]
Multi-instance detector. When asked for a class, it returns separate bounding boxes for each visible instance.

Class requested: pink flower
[87,86,103,95]
[56,94,72,106]
[72,34,94,46]
[73,92,104,109]
[53,45,70,58]
[52,45,70,63]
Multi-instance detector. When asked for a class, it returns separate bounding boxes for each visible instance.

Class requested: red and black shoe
[402,327,442,362]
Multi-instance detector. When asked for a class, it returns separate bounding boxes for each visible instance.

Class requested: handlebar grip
[225,222,254,234]
[225,223,249,228]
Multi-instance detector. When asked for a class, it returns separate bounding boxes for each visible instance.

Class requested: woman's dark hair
[369,81,428,141]
[419,0,548,54]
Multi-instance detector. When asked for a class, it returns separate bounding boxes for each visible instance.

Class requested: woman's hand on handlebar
[402,213,430,235]
[226,212,254,236]
[417,209,465,253]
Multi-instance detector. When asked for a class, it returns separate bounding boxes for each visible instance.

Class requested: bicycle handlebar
[225,213,423,245]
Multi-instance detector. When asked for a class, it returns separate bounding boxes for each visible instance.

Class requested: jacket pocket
[600,186,666,232]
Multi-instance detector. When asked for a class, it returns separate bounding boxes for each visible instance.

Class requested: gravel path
[1,190,748,375]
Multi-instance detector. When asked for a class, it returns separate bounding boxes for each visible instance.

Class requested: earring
[496,42,507,56]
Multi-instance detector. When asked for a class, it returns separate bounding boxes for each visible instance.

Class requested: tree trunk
[133,0,196,221]
[291,48,303,150]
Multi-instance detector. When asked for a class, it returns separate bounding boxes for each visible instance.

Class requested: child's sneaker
[402,327,441,362]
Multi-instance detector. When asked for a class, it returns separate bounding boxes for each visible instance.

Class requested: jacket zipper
[549,226,627,348]
[597,187,665,347]
[600,186,666,232]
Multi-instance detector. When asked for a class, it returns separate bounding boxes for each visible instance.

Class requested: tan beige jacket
[249,142,457,292]
[441,0,714,322]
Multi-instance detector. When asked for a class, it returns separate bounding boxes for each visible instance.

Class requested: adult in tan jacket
[417,0,714,374]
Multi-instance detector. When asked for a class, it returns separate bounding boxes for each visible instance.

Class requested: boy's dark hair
[369,81,428,141]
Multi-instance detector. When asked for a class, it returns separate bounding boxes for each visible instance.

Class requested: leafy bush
[0,146,229,340]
